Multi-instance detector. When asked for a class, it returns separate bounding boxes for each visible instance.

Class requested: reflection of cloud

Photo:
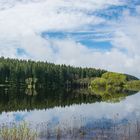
[0,112,27,125]
[0,92,140,128]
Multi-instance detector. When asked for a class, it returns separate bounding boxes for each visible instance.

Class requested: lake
[0,87,140,140]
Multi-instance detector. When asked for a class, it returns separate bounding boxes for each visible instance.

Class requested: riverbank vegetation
[90,72,140,96]
[1,119,140,140]
[0,122,37,140]
[124,80,140,91]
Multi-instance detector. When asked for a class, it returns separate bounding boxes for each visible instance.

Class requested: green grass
[0,122,37,140]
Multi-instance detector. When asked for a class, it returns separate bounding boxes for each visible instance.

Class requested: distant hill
[125,74,139,81]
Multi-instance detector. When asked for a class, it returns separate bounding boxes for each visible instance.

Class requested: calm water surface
[0,87,140,139]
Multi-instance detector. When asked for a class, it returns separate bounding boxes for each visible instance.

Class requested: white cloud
[108,9,140,77]
[0,0,106,61]
[0,0,140,78]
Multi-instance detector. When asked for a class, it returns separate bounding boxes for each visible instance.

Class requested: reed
[1,118,140,140]
[0,122,37,140]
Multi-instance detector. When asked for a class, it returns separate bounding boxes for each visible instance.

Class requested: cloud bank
[0,0,140,78]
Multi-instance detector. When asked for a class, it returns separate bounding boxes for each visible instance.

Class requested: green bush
[102,72,127,87]
[91,78,106,89]
[90,72,128,95]
[125,80,140,91]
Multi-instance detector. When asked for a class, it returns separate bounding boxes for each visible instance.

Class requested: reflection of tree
[101,93,126,103]
[25,88,37,96]
[0,83,138,113]
[25,77,37,89]
[0,87,100,113]
[25,77,38,96]
[90,85,137,103]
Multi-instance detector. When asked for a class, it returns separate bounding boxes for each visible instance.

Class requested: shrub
[102,72,127,87]
[125,80,140,91]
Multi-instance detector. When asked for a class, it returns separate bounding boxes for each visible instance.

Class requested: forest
[0,57,106,89]
[0,57,139,92]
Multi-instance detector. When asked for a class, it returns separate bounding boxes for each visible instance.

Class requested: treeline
[0,57,106,88]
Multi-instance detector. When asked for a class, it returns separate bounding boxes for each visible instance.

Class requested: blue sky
[41,31,112,51]
[0,0,140,78]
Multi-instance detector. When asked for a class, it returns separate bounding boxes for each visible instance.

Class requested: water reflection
[0,86,137,113]
[0,87,140,139]
[0,87,100,113]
